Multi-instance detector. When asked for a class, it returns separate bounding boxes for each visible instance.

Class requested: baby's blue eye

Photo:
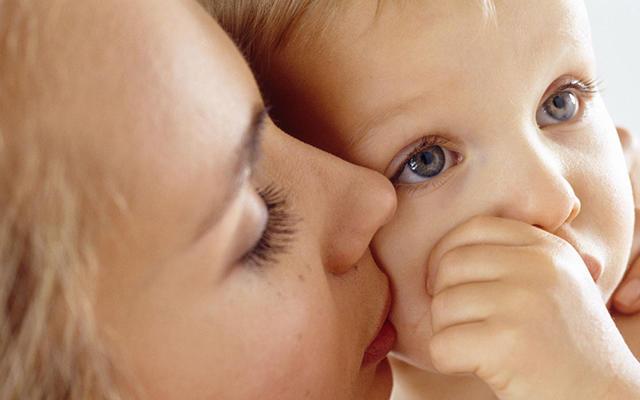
[537,91,579,127]
[409,146,445,177]
[396,145,457,185]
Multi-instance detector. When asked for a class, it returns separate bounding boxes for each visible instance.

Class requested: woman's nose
[320,162,397,274]
[262,123,397,274]
[492,146,581,233]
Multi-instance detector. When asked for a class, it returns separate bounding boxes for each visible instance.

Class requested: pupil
[546,91,578,121]
[420,151,435,165]
[408,146,445,178]
[552,95,566,109]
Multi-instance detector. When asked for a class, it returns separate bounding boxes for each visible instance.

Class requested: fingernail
[615,278,640,308]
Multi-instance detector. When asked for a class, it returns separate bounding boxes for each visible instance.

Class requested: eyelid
[540,77,601,112]
[543,76,601,99]
[239,184,297,268]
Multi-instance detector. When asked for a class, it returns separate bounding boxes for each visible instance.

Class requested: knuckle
[538,232,574,261]
[521,246,560,281]
[432,250,465,293]
[436,251,459,281]
[439,249,458,268]
[438,247,474,280]
[466,215,489,233]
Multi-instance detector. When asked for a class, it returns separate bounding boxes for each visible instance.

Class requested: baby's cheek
[575,115,634,303]
[372,224,439,371]
[390,290,438,370]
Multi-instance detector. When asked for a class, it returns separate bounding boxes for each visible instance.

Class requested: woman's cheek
[233,285,344,399]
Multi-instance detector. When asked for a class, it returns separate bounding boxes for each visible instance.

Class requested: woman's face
[55,0,397,398]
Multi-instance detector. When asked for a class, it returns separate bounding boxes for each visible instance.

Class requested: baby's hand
[612,127,640,314]
[427,216,640,400]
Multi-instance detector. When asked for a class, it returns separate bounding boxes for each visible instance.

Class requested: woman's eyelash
[242,184,297,268]
[391,136,451,183]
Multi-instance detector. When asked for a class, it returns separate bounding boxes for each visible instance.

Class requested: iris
[545,91,578,121]
[408,146,446,178]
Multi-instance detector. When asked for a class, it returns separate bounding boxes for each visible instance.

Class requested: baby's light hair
[0,1,122,398]
[202,0,496,77]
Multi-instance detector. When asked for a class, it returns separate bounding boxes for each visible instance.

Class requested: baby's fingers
[612,255,640,314]
[431,282,501,333]
[427,216,546,292]
[430,245,505,295]
[429,321,511,390]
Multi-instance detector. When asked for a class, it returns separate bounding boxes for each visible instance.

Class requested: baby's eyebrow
[349,94,423,152]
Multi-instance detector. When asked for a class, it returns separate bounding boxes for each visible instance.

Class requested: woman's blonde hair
[0,2,121,398]
[199,0,340,77]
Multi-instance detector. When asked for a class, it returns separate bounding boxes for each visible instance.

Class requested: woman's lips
[362,293,397,366]
[362,320,397,366]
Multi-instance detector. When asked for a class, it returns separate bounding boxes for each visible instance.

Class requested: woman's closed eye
[536,78,600,128]
[241,184,297,268]
[391,136,463,188]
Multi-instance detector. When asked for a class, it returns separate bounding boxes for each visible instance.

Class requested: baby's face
[264,0,634,370]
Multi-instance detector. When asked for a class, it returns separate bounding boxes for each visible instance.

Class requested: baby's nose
[493,148,580,233]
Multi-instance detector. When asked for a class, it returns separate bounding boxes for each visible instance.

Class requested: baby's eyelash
[241,184,298,268]
[559,77,602,96]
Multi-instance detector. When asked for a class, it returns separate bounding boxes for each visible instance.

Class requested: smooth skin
[613,128,640,314]
[32,0,397,398]
[426,216,640,399]
[258,0,640,398]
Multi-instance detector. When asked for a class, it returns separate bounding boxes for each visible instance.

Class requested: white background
[585,0,640,135]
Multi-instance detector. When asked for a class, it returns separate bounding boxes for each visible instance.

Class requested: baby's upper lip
[561,232,603,282]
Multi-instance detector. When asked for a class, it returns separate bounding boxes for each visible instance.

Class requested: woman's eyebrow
[192,106,268,242]
[242,106,268,169]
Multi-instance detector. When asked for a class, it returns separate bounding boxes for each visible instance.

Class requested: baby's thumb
[612,255,640,314]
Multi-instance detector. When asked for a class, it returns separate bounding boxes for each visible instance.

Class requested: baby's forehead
[272,0,595,165]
